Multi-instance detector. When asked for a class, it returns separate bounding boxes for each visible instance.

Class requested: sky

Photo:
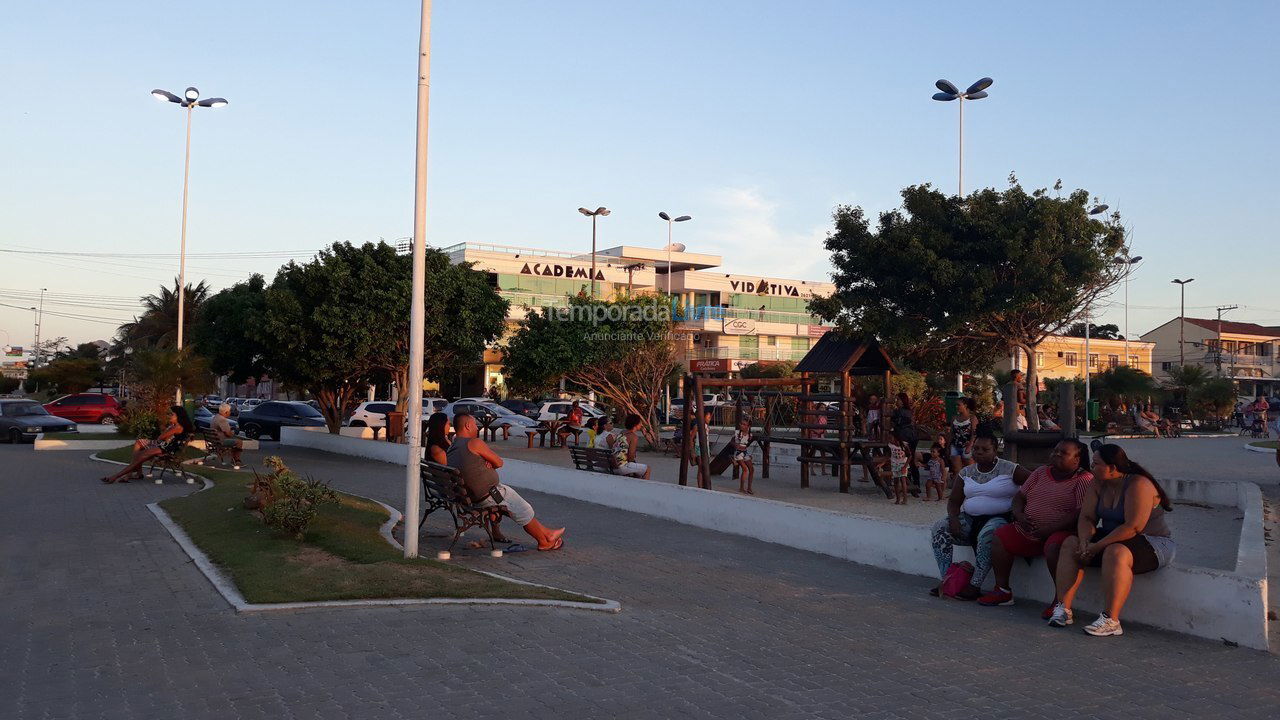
[2,0,1278,354]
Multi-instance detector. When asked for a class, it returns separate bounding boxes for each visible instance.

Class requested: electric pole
[1215,305,1239,376]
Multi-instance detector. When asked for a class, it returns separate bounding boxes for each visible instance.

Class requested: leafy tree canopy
[503,292,678,446]
[194,274,271,384]
[117,280,210,349]
[1062,322,1123,340]
[813,179,1127,429]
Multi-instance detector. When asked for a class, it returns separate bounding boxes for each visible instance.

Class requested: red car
[44,393,121,425]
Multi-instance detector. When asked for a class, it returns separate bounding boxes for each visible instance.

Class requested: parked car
[193,405,239,434]
[236,401,327,440]
[445,400,540,429]
[345,401,397,428]
[1,398,77,443]
[202,395,224,410]
[43,393,121,425]
[500,398,541,420]
[423,397,449,415]
[535,400,606,423]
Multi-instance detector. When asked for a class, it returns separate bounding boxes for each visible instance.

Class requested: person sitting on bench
[101,405,193,484]
[212,403,243,468]
[610,414,651,479]
[447,412,564,551]
[558,400,585,444]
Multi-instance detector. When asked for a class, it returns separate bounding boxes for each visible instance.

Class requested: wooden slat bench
[419,461,510,550]
[197,429,238,467]
[568,446,615,474]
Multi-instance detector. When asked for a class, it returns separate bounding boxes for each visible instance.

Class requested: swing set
[678,334,899,494]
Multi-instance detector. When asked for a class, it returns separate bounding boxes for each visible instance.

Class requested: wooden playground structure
[678,334,899,494]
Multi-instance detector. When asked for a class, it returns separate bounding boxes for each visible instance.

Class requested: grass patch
[97,447,595,605]
[44,431,136,441]
[1248,440,1278,450]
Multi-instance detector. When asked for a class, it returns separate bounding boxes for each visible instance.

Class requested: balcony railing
[690,346,809,362]
[679,304,832,327]
[1202,352,1274,367]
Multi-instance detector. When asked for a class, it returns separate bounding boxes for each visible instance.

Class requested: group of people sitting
[928,432,1175,637]
[582,415,651,479]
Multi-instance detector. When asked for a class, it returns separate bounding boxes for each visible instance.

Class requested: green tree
[503,293,677,447]
[1188,377,1236,421]
[1162,363,1211,399]
[1062,322,1123,340]
[194,274,271,385]
[131,347,215,414]
[1092,365,1160,407]
[28,343,107,394]
[117,280,211,348]
[813,179,1126,429]
[259,242,506,432]
[739,360,797,379]
[0,376,22,394]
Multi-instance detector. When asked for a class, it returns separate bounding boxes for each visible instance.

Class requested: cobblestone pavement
[3,444,1279,720]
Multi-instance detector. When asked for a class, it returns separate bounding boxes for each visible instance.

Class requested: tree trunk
[1019,342,1041,431]
[314,386,355,434]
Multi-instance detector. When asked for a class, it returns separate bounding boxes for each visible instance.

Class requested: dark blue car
[1,398,77,443]
[235,401,326,440]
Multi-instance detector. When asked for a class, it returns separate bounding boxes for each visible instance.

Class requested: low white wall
[278,430,1269,649]
[34,439,134,451]
[281,426,420,464]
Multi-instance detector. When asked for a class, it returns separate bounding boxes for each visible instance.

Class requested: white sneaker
[1047,603,1073,627]
[1083,613,1123,637]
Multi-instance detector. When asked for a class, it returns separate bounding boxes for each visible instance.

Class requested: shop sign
[730,359,755,371]
[808,325,832,337]
[722,318,757,335]
[729,278,803,297]
[690,358,730,373]
[519,262,605,280]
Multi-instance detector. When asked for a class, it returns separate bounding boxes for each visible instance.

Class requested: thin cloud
[696,187,834,283]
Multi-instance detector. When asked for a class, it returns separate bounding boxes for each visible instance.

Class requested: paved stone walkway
[2,444,1278,719]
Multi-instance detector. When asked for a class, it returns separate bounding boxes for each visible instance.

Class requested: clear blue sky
[2,0,1277,350]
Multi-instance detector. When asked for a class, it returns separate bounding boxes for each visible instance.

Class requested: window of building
[1064,352,1078,367]
[1107,355,1119,368]
[1035,352,1044,367]
[1088,354,1099,369]
[1161,361,1173,371]
[1129,355,1139,367]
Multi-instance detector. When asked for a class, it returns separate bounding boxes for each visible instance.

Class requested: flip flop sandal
[538,537,564,552]
[100,477,114,484]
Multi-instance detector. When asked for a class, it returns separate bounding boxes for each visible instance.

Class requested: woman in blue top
[1047,443,1174,636]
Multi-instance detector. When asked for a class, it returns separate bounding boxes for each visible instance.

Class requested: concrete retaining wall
[281,426,419,464]
[35,437,261,452]
[281,430,1269,649]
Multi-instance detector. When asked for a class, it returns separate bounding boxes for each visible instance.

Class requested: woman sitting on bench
[100,405,194,484]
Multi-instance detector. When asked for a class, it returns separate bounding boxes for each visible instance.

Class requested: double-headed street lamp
[151,86,228,402]
[931,77,993,197]
[578,207,610,298]
[1112,253,1143,364]
[658,212,691,295]
[1172,278,1195,366]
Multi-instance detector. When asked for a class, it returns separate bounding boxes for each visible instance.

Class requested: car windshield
[293,404,324,418]
[486,403,520,417]
[4,402,50,417]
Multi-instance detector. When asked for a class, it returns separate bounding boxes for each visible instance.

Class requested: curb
[89,452,209,486]
[1243,443,1276,454]
[89,454,621,614]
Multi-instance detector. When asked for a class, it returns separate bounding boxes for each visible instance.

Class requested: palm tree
[1162,364,1211,399]
[117,279,211,349]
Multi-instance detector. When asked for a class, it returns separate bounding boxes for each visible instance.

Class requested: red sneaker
[978,587,1014,606]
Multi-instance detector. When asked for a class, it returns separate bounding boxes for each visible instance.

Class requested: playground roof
[794,333,898,376]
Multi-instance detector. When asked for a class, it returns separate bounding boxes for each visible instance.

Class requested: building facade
[1141,317,1280,398]
[441,242,835,394]
[998,333,1155,381]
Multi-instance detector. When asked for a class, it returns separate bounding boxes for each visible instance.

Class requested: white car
[536,400,606,423]
[444,400,540,429]
[346,401,397,428]
[423,397,449,415]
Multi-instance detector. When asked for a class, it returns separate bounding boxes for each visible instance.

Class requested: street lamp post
[33,288,46,367]
[578,207,610,298]
[152,85,228,402]
[1082,205,1109,417]
[402,0,433,559]
[1112,254,1143,365]
[658,212,691,295]
[1171,278,1195,367]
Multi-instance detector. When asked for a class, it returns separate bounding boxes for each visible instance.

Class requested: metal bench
[568,446,615,474]
[145,436,193,483]
[419,461,510,550]
[197,429,238,467]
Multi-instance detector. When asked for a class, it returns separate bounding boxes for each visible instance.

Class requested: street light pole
[934,77,991,394]
[1172,278,1195,367]
[403,0,433,559]
[658,212,691,296]
[33,288,46,367]
[578,207,610,298]
[1111,254,1142,365]
[151,85,227,402]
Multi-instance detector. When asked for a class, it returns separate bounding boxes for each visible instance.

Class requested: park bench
[419,461,510,550]
[197,429,238,467]
[145,436,192,482]
[568,446,615,474]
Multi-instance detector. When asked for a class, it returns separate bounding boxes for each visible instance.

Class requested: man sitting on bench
[611,414,651,479]
[447,412,565,551]
[213,403,243,468]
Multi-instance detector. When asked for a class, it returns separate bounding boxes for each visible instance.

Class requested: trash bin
[1087,400,1100,422]
[943,391,962,422]
[385,411,406,443]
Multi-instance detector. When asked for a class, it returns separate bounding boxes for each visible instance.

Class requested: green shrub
[257,456,338,540]
[118,406,159,439]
